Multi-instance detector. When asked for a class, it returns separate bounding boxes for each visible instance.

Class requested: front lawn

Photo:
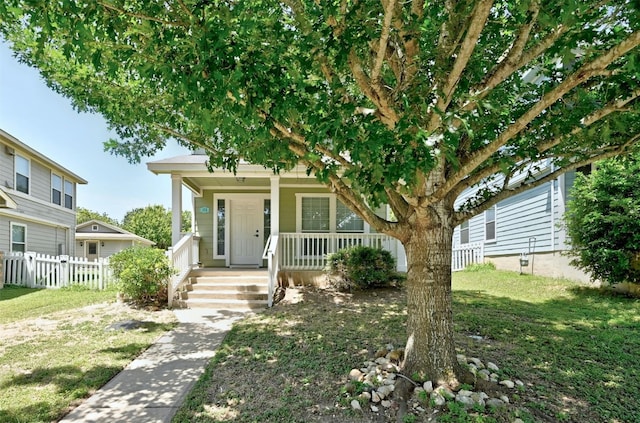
[0,285,177,423]
[173,269,640,422]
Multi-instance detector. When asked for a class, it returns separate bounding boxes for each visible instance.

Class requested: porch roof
[147,154,317,193]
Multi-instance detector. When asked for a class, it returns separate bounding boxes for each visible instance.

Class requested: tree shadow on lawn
[0,285,41,301]
[0,363,122,422]
[174,285,638,422]
[453,286,640,423]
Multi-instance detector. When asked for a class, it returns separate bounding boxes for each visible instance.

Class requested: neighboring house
[452,161,591,282]
[75,219,155,260]
[0,129,87,257]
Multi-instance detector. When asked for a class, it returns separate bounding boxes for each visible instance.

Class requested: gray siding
[30,160,51,203]
[0,145,13,189]
[77,223,120,234]
[454,170,574,257]
[1,215,71,255]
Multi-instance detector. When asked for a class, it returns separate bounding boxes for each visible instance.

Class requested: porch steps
[178,269,269,311]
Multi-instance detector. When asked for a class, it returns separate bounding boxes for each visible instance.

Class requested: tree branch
[371,0,396,83]
[454,89,640,198]
[426,0,494,132]
[452,134,639,226]
[431,29,640,204]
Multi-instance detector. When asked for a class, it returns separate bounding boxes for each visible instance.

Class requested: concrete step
[177,268,271,311]
[184,298,268,311]
[183,290,268,301]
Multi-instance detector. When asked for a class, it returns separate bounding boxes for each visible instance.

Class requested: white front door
[230,199,263,266]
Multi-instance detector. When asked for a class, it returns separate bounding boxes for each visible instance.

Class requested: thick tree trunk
[401,204,459,386]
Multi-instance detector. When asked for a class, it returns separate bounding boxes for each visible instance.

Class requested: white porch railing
[452,242,485,271]
[278,232,397,270]
[262,234,280,307]
[3,252,113,289]
[166,233,200,307]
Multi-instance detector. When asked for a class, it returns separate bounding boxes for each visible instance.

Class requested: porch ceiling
[183,175,320,190]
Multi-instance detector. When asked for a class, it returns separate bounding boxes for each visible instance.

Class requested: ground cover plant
[0,285,177,423]
[173,269,640,422]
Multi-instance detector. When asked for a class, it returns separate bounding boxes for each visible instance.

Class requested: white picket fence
[452,242,485,272]
[3,252,113,289]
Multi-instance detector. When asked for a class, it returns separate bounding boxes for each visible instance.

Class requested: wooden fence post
[59,255,70,287]
[24,252,36,287]
[0,250,4,289]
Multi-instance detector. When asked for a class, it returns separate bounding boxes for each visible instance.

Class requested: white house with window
[0,128,87,257]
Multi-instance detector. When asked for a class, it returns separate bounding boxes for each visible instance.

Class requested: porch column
[270,176,280,236]
[171,174,183,246]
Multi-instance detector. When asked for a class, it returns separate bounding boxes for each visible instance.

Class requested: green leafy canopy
[0,0,638,237]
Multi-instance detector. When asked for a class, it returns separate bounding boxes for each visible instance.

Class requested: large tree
[122,205,191,250]
[76,207,119,226]
[1,1,638,387]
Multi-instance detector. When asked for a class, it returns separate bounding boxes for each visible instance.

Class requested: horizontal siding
[1,216,71,255]
[10,195,76,228]
[194,192,215,265]
[77,223,120,234]
[0,216,9,253]
[31,160,51,203]
[0,143,13,188]
[486,183,553,255]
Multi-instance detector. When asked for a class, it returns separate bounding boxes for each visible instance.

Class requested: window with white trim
[64,180,74,209]
[15,155,30,194]
[297,194,364,233]
[460,220,470,244]
[52,174,63,205]
[485,206,496,242]
[10,223,26,253]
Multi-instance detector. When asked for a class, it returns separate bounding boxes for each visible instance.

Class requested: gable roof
[1,128,88,185]
[0,186,17,209]
[75,219,155,246]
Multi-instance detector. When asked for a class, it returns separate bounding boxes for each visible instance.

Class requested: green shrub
[564,153,640,286]
[109,247,174,305]
[325,245,399,291]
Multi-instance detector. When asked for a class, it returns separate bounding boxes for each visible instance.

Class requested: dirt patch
[0,302,176,353]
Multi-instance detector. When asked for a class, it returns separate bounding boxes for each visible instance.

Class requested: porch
[166,232,484,309]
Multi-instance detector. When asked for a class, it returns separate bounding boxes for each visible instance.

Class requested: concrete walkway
[59,309,247,423]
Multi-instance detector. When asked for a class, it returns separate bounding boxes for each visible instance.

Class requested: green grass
[0,284,177,423]
[172,269,640,423]
[0,284,116,324]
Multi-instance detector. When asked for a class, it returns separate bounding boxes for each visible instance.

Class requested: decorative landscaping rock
[499,379,515,389]
[342,347,527,419]
[348,368,363,381]
[486,398,507,408]
[430,392,446,406]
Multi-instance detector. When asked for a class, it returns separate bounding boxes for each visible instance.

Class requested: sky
[0,41,192,222]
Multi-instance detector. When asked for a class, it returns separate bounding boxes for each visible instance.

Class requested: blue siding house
[453,166,590,282]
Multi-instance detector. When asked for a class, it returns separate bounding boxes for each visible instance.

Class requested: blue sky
[0,41,191,222]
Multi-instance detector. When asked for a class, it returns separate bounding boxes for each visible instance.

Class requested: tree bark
[401,202,459,386]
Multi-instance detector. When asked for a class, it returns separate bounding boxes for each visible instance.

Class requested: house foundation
[485,251,592,283]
